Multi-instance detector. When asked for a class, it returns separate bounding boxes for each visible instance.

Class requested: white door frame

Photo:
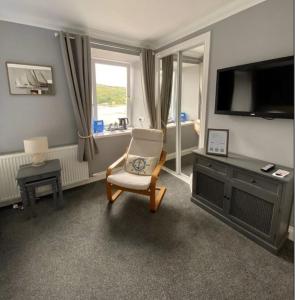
[155,31,211,180]
[155,31,211,149]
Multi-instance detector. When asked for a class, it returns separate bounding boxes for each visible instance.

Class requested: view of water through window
[94,63,128,126]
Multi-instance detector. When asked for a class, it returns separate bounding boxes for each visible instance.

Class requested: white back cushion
[127,128,163,159]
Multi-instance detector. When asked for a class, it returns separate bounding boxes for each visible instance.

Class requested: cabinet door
[193,166,227,213]
[228,180,279,240]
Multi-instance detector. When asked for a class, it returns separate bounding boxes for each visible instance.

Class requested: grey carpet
[0,171,293,300]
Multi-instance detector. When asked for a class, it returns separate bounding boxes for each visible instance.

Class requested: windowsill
[92,121,197,138]
[166,120,196,128]
[93,128,132,139]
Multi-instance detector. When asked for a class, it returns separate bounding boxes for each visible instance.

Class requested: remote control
[261,163,275,172]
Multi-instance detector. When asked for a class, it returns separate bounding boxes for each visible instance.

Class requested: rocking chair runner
[106,128,167,212]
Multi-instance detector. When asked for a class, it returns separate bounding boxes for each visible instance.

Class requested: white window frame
[91,59,131,126]
[168,70,176,122]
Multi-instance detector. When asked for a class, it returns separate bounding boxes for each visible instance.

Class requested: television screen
[215,56,294,119]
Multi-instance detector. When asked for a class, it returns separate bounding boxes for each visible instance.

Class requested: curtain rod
[172,55,203,64]
[54,32,142,56]
[90,38,142,54]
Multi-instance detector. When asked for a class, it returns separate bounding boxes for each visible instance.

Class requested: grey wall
[89,135,131,175]
[1,1,293,225]
[0,21,197,178]
[157,0,294,226]
[157,0,293,168]
[1,0,292,167]
[0,21,77,154]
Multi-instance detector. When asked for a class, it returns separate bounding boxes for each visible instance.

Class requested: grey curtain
[141,49,157,128]
[59,32,98,162]
[160,55,174,133]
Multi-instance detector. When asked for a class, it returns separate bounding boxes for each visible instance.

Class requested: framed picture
[6,62,54,95]
[206,128,229,157]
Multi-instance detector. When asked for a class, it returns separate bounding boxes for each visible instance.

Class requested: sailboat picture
[6,63,54,95]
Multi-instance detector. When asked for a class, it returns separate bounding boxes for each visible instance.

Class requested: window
[92,60,130,128]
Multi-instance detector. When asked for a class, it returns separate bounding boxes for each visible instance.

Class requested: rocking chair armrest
[107,153,127,177]
[151,151,167,185]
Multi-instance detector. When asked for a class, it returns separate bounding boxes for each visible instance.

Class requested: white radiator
[0,145,89,206]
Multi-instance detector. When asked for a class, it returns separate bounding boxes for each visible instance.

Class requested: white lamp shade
[24,137,48,154]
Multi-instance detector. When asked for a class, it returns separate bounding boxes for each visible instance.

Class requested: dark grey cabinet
[194,168,226,211]
[192,149,293,254]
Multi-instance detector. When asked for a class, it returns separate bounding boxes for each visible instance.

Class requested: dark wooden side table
[16,159,64,217]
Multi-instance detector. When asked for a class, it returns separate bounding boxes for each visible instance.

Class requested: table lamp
[24,137,48,167]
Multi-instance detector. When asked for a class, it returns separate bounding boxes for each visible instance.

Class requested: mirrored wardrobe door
[180,45,205,178]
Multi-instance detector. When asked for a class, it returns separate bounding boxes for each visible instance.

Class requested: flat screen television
[215,56,294,119]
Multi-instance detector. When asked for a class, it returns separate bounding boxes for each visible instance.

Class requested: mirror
[180,45,204,177]
[160,45,205,178]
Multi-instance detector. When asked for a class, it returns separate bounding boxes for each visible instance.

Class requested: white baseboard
[87,171,106,183]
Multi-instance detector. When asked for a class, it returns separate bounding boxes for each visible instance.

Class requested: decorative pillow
[125,154,159,176]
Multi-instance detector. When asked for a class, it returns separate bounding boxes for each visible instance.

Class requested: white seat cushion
[107,170,151,190]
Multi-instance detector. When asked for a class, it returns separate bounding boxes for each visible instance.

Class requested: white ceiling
[0,0,266,48]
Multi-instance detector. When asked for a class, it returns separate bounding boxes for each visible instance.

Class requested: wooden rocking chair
[106,128,167,212]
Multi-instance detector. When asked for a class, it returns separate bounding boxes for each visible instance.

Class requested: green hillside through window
[96,84,127,106]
